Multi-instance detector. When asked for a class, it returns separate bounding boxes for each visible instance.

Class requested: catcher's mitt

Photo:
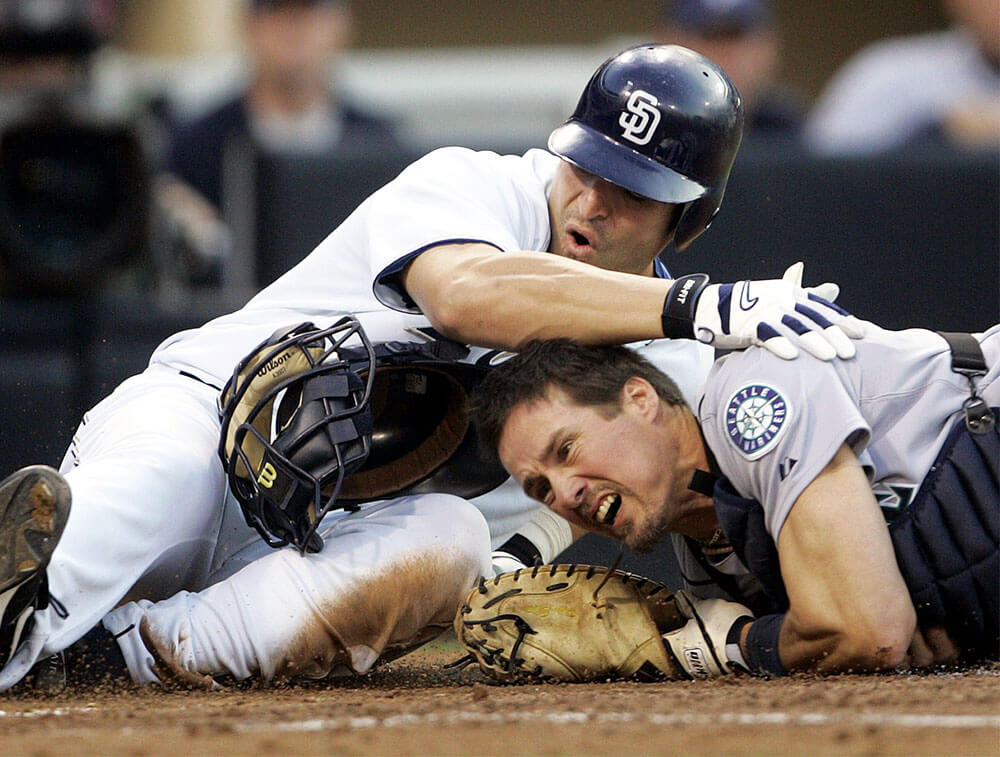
[453,564,687,683]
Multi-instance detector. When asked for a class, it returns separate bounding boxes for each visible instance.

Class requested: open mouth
[564,223,595,252]
[595,492,621,525]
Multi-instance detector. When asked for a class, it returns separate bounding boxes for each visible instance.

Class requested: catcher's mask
[219,317,508,553]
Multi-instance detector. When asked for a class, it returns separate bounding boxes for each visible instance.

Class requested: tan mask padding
[338,365,467,500]
[221,342,325,481]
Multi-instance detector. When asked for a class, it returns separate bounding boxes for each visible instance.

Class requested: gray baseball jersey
[674,322,1000,600]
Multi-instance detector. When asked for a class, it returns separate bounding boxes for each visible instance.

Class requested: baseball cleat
[0,465,71,669]
[22,651,67,695]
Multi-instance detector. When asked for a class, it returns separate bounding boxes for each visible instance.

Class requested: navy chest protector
[714,411,999,662]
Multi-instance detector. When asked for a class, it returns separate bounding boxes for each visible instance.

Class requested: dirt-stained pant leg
[105,494,492,685]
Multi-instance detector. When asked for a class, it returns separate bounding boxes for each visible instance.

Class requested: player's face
[547,161,679,276]
[497,383,696,552]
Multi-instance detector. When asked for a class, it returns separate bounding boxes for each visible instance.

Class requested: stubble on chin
[621,512,671,554]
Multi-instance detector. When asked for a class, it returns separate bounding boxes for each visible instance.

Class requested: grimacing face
[496,381,692,552]
[547,161,679,276]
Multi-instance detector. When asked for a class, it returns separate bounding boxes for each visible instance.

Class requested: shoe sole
[0,465,71,596]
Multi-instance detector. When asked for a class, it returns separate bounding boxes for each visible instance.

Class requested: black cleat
[23,651,67,695]
[0,466,71,669]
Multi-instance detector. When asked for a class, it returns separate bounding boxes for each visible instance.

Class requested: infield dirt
[2,640,997,756]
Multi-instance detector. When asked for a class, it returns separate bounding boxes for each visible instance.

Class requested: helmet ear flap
[673,191,724,252]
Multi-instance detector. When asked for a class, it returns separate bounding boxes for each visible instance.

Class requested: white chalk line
[1,706,996,732]
[255,710,999,732]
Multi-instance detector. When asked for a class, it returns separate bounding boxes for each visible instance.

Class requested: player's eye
[557,440,573,461]
[524,476,553,506]
[624,189,648,203]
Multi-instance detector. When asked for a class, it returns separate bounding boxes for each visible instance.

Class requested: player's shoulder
[698,347,805,420]
[392,146,555,212]
[406,146,555,180]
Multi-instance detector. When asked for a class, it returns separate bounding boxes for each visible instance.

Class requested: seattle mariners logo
[725,383,790,459]
[619,90,661,146]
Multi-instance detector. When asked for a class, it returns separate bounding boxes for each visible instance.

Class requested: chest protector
[714,411,999,662]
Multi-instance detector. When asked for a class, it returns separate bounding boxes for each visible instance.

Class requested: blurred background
[0,0,996,579]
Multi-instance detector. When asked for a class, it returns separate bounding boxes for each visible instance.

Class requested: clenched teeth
[596,493,621,525]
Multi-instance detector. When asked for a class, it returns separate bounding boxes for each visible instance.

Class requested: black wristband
[661,273,710,339]
[744,613,788,678]
[496,533,543,567]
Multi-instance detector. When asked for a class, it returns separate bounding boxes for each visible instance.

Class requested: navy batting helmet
[548,44,744,251]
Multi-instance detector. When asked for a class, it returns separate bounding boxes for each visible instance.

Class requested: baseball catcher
[454,563,753,683]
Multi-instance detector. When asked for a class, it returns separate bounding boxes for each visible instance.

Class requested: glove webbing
[448,560,635,679]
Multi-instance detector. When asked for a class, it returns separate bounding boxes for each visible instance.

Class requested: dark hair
[469,339,687,455]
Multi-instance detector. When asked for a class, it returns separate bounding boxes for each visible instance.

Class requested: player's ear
[622,377,659,420]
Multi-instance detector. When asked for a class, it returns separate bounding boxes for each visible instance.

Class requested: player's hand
[663,263,865,360]
[660,591,753,679]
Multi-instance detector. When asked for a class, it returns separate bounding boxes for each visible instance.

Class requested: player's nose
[550,473,587,517]
[576,177,612,220]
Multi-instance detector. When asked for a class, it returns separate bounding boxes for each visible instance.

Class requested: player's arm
[403,243,862,358]
[403,242,668,349]
[755,444,916,673]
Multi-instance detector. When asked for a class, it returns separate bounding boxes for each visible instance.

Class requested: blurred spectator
[167,0,401,213]
[0,0,150,296]
[804,0,1000,156]
[654,0,805,142]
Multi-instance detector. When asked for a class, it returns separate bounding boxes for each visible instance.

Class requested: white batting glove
[661,263,866,361]
[661,591,753,679]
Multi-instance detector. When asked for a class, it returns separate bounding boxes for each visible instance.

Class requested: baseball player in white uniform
[477,323,999,678]
[0,45,861,690]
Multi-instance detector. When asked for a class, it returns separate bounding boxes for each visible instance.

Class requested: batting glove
[660,262,865,360]
[661,591,754,679]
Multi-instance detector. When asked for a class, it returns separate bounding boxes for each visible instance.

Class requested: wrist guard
[660,273,710,339]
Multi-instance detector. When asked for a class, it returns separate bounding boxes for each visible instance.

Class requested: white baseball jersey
[149,147,554,385]
[150,146,710,401]
[0,145,713,689]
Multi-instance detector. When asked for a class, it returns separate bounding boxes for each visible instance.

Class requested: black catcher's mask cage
[218,318,510,554]
[218,317,376,553]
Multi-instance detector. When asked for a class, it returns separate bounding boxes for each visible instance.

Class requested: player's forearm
[740,607,913,675]
[406,246,669,349]
[776,612,862,673]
